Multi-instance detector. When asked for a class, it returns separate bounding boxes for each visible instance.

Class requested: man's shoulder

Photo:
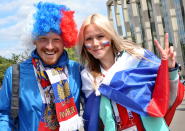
[19,57,35,73]
[68,59,79,64]
[20,57,32,65]
[68,60,83,72]
[68,60,81,67]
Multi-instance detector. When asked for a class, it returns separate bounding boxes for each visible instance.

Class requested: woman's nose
[92,38,100,46]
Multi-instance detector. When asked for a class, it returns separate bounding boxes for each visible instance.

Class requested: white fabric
[81,51,144,98]
[102,52,141,85]
[81,69,95,98]
[59,114,83,131]
[169,77,179,107]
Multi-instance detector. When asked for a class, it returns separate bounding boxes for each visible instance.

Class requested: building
[106,0,185,72]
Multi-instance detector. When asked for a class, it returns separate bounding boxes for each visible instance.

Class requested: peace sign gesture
[154,33,176,69]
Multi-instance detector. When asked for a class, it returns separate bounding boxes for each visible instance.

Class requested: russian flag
[98,51,169,117]
[82,50,171,131]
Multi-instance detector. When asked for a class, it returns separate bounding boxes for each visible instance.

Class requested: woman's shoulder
[81,67,96,82]
[81,67,91,77]
[143,49,161,63]
[119,48,145,58]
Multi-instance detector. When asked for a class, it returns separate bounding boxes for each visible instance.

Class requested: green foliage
[65,48,79,62]
[0,56,15,85]
[0,51,30,86]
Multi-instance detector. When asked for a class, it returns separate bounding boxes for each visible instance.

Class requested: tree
[0,51,29,86]
[65,48,79,61]
[0,56,16,85]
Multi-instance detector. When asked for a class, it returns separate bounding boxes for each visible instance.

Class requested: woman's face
[84,24,113,61]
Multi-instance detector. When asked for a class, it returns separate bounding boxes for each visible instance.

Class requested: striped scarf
[32,58,83,131]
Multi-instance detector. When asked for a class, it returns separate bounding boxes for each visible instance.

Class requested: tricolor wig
[32,2,77,48]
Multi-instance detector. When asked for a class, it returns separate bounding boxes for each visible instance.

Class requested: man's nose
[46,40,54,50]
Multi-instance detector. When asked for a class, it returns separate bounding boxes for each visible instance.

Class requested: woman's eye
[85,37,92,41]
[97,35,104,39]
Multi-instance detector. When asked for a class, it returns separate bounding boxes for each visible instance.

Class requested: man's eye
[38,38,47,42]
[53,39,61,42]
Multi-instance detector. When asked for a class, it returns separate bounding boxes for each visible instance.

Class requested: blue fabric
[83,93,100,131]
[99,50,161,116]
[0,51,82,131]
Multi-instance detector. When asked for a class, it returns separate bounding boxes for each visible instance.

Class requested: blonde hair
[78,13,143,74]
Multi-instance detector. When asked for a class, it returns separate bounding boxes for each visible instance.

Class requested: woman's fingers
[154,33,176,68]
[169,51,176,68]
[154,39,163,53]
[168,46,176,68]
[154,39,168,60]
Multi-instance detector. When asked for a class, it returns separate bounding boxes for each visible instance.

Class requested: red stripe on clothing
[147,60,169,117]
[117,104,145,131]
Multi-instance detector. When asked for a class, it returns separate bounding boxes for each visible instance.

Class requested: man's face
[35,32,64,65]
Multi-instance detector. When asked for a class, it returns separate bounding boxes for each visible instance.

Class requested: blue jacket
[0,57,82,131]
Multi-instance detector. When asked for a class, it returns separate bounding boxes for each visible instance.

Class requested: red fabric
[56,98,78,121]
[147,60,169,117]
[40,79,50,87]
[165,81,185,125]
[38,122,59,131]
[117,104,145,131]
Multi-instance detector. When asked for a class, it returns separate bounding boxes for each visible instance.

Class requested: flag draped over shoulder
[82,50,171,131]
[99,50,169,117]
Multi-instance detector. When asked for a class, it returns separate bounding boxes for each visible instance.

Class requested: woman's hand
[154,33,176,68]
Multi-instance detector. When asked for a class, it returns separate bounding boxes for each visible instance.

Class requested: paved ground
[170,96,185,131]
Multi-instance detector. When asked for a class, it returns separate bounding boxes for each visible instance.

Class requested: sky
[0,0,108,58]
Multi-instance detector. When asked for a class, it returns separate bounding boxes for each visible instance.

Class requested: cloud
[61,0,108,28]
[0,0,107,58]
[0,0,22,12]
[0,43,31,58]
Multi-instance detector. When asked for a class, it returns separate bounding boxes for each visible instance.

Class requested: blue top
[0,53,82,131]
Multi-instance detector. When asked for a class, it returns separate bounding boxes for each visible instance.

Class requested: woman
[78,14,184,131]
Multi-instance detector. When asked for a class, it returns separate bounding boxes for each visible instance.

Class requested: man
[0,2,83,131]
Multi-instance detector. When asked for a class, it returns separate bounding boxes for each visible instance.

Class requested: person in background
[78,13,184,131]
[0,2,83,131]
